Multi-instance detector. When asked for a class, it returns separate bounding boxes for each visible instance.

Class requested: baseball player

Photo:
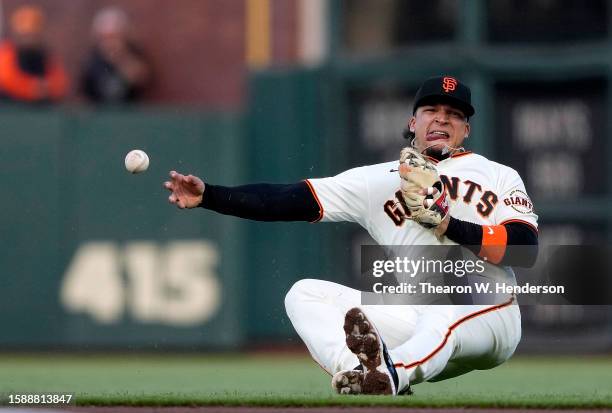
[164,76,538,395]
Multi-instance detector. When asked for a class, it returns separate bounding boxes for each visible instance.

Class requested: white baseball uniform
[284,151,538,393]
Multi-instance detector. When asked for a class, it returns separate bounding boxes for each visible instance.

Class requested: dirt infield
[68,407,612,413]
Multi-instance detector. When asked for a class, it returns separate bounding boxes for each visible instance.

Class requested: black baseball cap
[413,76,475,118]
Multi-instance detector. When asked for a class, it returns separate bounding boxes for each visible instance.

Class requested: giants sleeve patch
[503,190,534,214]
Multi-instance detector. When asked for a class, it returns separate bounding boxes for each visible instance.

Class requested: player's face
[409,104,470,158]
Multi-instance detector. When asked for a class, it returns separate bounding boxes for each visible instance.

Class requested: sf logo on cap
[442,76,457,92]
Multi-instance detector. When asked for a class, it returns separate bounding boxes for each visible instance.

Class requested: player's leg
[386,305,457,391]
[284,279,420,375]
[284,278,361,375]
[389,301,521,391]
[425,303,521,382]
[439,302,522,373]
[425,360,475,382]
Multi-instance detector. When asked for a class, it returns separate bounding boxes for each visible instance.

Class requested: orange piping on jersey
[393,296,515,370]
[304,179,324,223]
[450,151,473,159]
[499,219,538,234]
[479,224,507,264]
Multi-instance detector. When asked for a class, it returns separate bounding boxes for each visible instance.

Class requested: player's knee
[284,278,317,317]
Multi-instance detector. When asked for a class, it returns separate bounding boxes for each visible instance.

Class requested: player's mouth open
[426,131,450,141]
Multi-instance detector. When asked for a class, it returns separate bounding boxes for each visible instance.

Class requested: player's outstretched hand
[163,170,205,209]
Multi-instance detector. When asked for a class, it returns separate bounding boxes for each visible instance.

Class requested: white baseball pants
[284,278,521,393]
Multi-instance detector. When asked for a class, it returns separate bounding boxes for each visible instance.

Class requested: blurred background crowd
[0,0,611,354]
[0,0,248,106]
[0,2,151,104]
[0,0,303,107]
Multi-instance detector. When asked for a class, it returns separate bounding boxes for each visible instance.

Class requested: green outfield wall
[0,109,252,348]
[0,84,344,348]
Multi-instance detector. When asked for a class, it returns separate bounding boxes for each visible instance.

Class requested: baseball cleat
[331,369,364,394]
[342,307,399,395]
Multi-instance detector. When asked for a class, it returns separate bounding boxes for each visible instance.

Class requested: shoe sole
[331,370,364,395]
[343,307,395,395]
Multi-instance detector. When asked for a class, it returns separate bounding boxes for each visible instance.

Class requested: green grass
[0,353,611,408]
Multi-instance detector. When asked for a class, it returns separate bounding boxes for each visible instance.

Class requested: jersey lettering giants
[307,152,538,247]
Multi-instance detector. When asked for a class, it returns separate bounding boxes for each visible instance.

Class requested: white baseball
[125,149,150,174]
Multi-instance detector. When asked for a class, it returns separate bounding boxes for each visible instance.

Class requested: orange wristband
[478,225,507,264]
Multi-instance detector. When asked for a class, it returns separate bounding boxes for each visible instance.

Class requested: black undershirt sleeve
[444,216,538,267]
[198,181,321,222]
[445,216,483,248]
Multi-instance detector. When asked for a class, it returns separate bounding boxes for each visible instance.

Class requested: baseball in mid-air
[124,149,150,174]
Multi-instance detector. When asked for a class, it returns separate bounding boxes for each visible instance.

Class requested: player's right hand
[163,170,205,209]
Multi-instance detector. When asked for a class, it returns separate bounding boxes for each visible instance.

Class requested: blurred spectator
[81,7,151,104]
[0,5,68,103]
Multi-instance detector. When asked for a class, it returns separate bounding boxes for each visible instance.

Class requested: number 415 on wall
[60,241,221,326]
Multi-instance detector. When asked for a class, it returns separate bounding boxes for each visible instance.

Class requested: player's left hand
[398,148,449,229]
